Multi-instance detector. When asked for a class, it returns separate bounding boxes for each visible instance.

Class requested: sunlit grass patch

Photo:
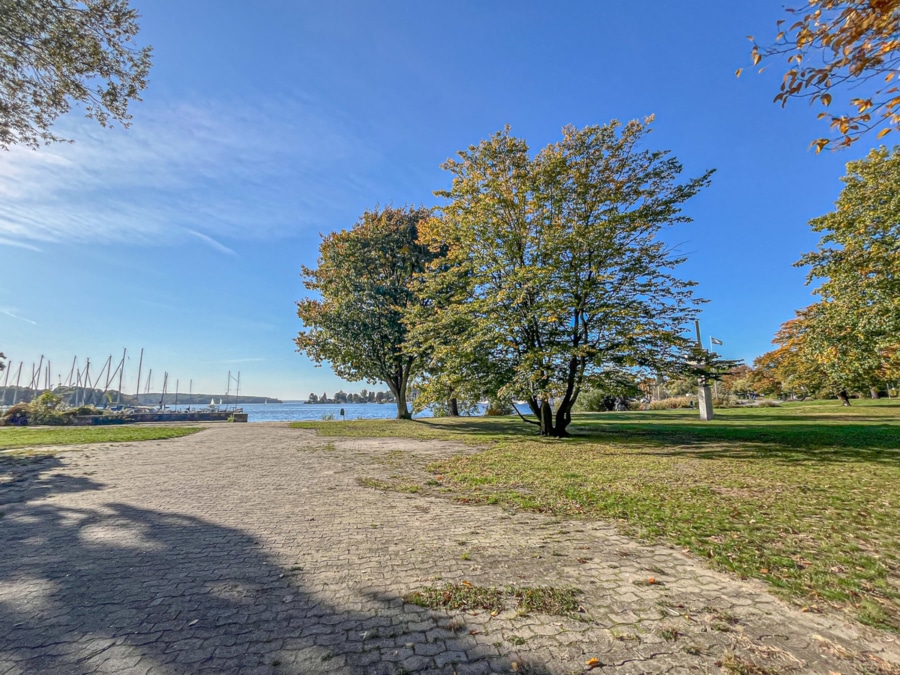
[403,582,504,612]
[314,400,900,630]
[0,426,202,450]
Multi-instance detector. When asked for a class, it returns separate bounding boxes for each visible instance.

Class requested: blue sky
[0,1,877,399]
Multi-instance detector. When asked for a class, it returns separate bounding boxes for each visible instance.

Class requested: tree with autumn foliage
[745,0,900,150]
[757,307,836,399]
[295,206,438,420]
[797,146,900,395]
[415,119,712,437]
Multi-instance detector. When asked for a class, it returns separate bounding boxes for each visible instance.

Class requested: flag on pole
[710,337,723,345]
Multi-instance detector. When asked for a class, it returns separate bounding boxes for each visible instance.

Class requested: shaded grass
[0,426,203,450]
[300,400,900,631]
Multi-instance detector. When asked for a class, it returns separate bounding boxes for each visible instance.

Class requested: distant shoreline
[302,401,388,405]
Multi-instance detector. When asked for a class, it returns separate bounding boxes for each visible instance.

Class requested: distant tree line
[307,389,396,404]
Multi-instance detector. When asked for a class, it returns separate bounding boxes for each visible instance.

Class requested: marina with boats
[0,348,277,426]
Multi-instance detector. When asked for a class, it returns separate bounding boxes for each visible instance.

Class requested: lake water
[167,401,437,423]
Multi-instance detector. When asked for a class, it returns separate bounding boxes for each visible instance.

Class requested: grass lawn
[295,400,900,631]
[0,426,203,450]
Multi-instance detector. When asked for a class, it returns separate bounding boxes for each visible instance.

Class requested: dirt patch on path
[0,423,897,674]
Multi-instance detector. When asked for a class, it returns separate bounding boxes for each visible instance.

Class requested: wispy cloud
[187,230,237,256]
[0,308,38,325]
[0,97,382,250]
[0,237,42,252]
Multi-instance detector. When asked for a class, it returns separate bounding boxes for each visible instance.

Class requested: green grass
[297,399,900,631]
[290,416,524,443]
[0,426,203,450]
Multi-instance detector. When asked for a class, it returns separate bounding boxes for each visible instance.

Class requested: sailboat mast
[12,362,23,405]
[116,348,126,404]
[1,357,10,407]
[134,348,144,401]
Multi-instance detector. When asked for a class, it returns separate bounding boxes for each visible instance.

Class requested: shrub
[0,393,78,426]
[712,394,737,408]
[63,405,99,417]
[752,399,781,408]
[575,389,619,412]
[0,403,30,426]
[485,399,513,416]
[648,396,693,410]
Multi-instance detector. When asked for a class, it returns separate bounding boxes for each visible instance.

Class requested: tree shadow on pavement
[0,453,105,506]
[0,476,552,674]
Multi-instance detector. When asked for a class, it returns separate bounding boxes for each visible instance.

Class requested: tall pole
[159,372,168,409]
[30,355,43,392]
[12,362,23,405]
[117,348,126,404]
[712,341,719,400]
[65,357,77,388]
[99,355,112,391]
[235,372,240,411]
[1,357,10,406]
[0,361,10,406]
[134,348,144,402]
[694,319,702,347]
[84,359,92,405]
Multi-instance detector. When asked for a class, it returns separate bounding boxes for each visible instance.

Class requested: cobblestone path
[1,424,898,674]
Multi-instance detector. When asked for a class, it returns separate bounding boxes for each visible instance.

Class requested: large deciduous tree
[416,119,712,437]
[295,206,437,420]
[745,0,900,150]
[797,146,900,394]
[0,0,153,149]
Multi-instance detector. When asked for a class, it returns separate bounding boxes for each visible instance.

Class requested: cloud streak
[187,230,237,256]
[0,237,42,252]
[0,308,38,325]
[0,97,382,250]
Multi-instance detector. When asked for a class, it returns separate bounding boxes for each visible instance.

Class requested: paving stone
[0,424,897,675]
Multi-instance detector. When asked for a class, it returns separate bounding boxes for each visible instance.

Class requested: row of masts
[1,348,241,410]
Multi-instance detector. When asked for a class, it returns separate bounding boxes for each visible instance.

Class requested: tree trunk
[870,387,880,399]
[534,400,573,438]
[448,397,459,417]
[838,390,851,406]
[395,388,411,419]
[539,400,554,436]
[385,375,412,420]
[552,404,572,437]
